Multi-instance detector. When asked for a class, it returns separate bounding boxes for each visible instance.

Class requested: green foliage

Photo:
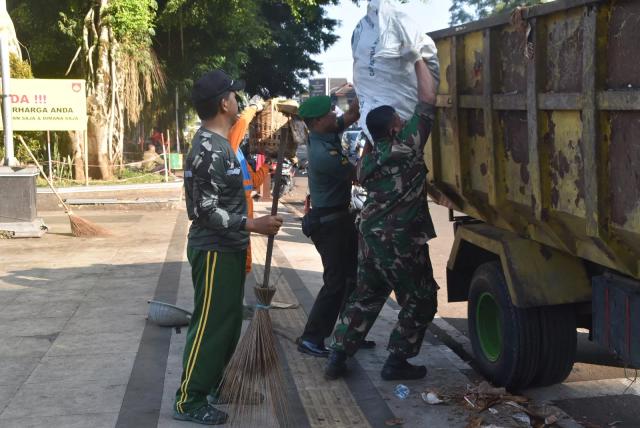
[449,0,546,26]
[9,54,33,78]
[9,0,84,78]
[0,132,46,165]
[9,0,341,160]
[106,0,158,53]
[36,167,167,186]
[243,1,338,97]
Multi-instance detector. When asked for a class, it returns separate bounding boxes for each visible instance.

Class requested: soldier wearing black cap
[174,70,283,425]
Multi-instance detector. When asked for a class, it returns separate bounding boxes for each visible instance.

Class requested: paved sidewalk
[0,201,577,427]
[0,210,185,427]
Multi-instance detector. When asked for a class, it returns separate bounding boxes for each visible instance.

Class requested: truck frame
[426,0,640,390]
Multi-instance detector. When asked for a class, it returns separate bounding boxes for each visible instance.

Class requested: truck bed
[426,0,640,280]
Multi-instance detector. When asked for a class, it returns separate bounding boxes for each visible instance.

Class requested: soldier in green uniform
[295,95,368,357]
[325,52,439,381]
[175,70,283,425]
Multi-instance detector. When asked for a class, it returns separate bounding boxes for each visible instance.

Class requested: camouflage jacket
[357,102,437,246]
[184,128,248,252]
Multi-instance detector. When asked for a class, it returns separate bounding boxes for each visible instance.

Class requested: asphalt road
[286,178,640,427]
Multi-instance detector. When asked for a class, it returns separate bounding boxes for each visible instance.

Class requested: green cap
[298,96,331,119]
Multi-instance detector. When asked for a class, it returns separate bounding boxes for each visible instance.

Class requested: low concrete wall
[37,183,183,212]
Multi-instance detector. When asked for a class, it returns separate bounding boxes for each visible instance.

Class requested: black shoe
[297,338,330,357]
[325,350,348,380]
[173,404,228,425]
[360,339,376,349]
[381,354,427,381]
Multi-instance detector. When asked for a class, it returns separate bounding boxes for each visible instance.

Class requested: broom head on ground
[217,286,288,427]
[68,212,111,237]
[18,136,111,238]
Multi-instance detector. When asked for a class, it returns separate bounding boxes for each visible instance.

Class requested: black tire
[468,261,541,391]
[530,305,577,387]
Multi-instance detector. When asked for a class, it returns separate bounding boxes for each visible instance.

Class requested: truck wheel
[530,305,577,387]
[468,262,541,391]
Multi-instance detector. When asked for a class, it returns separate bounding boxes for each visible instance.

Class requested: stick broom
[19,136,111,237]
[217,118,292,427]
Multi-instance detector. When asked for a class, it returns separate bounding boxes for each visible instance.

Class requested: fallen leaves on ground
[465,416,483,428]
[385,417,405,426]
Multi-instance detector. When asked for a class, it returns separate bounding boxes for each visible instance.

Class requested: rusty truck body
[426,0,640,390]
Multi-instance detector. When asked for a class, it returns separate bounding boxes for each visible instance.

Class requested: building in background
[304,78,356,115]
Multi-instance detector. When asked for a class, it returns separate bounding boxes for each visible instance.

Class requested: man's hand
[342,97,361,129]
[249,95,265,112]
[348,96,360,115]
[415,59,437,105]
[246,215,283,235]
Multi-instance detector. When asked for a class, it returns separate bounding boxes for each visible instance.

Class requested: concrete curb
[37,182,184,211]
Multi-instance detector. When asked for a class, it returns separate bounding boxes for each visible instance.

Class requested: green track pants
[174,247,246,413]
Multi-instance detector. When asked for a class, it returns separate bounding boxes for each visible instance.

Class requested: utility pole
[0,0,45,238]
[0,0,15,166]
[175,88,180,153]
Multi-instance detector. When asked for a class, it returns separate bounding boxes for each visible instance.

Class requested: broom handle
[262,119,290,289]
[18,136,72,213]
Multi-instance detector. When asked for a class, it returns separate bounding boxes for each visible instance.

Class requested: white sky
[312,0,453,82]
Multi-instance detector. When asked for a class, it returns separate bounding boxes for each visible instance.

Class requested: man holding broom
[175,70,283,425]
[325,51,439,381]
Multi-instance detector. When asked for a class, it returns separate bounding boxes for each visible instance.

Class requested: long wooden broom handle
[261,118,290,289]
[18,136,72,213]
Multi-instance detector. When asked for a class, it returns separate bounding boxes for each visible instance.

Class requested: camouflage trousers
[332,234,438,358]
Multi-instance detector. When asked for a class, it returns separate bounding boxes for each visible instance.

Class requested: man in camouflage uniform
[326,52,439,381]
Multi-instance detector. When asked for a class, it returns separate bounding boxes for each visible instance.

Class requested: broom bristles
[218,286,289,427]
[68,213,111,237]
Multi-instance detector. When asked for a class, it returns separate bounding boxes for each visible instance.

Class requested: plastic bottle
[393,384,410,399]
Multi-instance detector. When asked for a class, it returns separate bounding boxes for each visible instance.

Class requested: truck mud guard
[447,223,591,307]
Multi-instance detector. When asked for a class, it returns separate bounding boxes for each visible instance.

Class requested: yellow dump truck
[426,0,640,390]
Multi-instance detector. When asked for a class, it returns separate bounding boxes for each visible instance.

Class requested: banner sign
[0,79,87,131]
[309,78,328,97]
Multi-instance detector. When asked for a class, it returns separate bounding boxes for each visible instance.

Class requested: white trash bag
[352,0,440,141]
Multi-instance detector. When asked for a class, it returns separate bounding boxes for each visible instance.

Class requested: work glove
[400,46,423,64]
[249,95,265,112]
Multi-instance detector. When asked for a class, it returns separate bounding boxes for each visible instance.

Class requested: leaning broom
[19,136,110,237]
[217,100,301,427]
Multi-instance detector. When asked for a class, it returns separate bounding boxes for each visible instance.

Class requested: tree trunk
[69,131,85,182]
[86,0,113,180]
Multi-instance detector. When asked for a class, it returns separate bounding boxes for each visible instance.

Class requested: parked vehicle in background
[341,128,362,163]
[427,0,640,391]
[295,143,308,176]
[270,157,295,196]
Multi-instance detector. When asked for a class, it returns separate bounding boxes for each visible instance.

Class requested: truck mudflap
[593,273,640,368]
[447,224,592,307]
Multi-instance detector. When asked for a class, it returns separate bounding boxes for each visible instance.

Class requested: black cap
[192,70,245,104]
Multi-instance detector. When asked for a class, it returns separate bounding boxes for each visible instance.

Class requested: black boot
[381,354,427,381]
[324,350,348,380]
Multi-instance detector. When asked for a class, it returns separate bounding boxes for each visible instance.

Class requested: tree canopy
[7,0,340,176]
[10,0,338,100]
[449,0,546,26]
